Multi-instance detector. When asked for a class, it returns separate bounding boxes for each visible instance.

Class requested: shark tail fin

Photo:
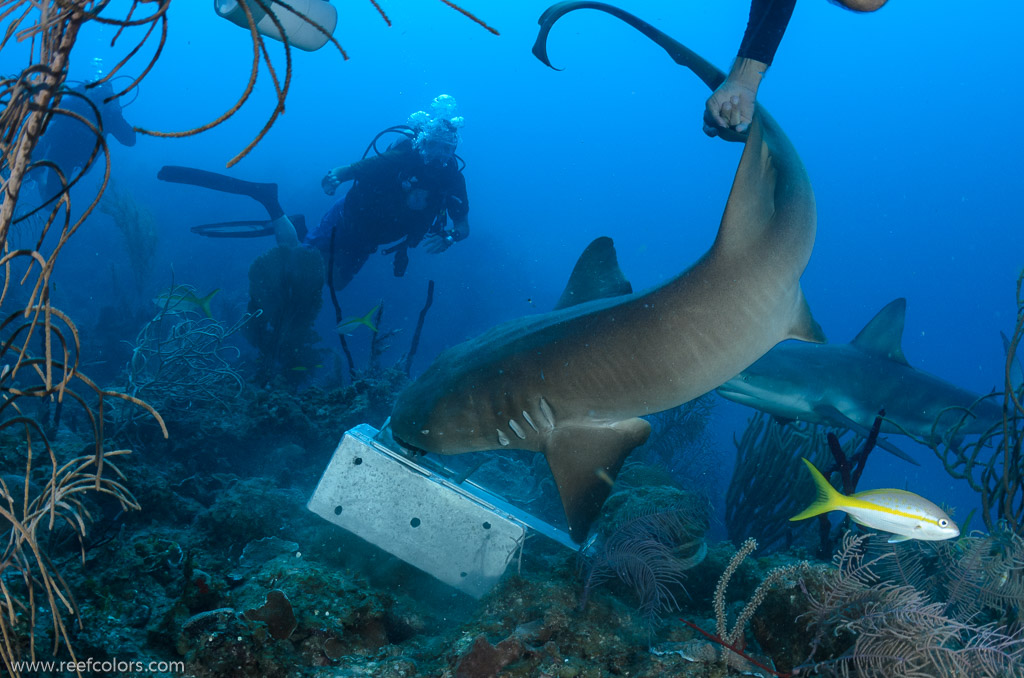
[790,458,845,522]
[543,417,651,543]
[197,289,219,318]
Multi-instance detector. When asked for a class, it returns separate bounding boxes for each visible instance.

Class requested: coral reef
[244,246,325,384]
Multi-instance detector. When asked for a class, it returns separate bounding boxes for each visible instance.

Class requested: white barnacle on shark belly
[496,429,511,446]
[522,410,538,432]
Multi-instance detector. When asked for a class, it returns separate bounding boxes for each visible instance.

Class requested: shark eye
[939,519,949,528]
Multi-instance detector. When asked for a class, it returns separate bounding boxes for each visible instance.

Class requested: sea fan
[578,492,709,625]
[801,532,1024,677]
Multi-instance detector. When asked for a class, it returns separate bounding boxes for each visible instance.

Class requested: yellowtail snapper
[790,458,959,543]
[153,287,219,318]
[337,303,381,334]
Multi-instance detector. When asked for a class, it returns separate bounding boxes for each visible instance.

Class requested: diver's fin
[790,458,845,522]
[157,166,281,216]
[542,417,650,543]
[189,215,305,239]
[554,237,633,310]
[851,299,910,365]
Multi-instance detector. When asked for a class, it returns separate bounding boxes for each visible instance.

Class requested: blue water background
[3,1,1021,534]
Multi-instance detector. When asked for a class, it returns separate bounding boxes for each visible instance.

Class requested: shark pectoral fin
[543,418,651,543]
[787,288,826,344]
[873,437,920,467]
[814,405,920,467]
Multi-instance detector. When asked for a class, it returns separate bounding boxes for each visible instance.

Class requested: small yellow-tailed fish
[336,302,381,335]
[153,287,219,318]
[790,458,960,543]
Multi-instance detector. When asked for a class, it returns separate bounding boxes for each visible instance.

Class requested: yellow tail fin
[197,288,219,319]
[790,458,845,522]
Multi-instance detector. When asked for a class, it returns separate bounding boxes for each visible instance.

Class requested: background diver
[32,79,137,201]
[157,95,471,292]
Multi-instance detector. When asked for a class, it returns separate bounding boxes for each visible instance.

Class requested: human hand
[322,167,342,195]
[703,58,766,138]
[422,233,453,254]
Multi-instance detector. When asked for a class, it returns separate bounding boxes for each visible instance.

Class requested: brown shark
[390,3,826,542]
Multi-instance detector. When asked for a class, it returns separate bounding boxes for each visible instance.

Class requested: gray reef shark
[718,298,1003,456]
[390,3,826,542]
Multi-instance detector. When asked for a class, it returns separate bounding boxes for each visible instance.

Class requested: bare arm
[703,57,766,137]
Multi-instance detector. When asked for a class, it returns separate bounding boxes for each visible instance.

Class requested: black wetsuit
[309,138,469,290]
[738,0,797,66]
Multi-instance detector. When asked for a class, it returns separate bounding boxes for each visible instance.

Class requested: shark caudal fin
[790,458,845,522]
[543,417,651,542]
[554,237,633,310]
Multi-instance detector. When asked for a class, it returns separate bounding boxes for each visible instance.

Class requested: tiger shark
[390,2,826,542]
[717,298,1003,453]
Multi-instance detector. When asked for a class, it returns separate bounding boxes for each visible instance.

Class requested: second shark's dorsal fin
[554,237,633,310]
[851,298,910,365]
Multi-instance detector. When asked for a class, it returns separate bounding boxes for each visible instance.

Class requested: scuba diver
[318,94,470,288]
[156,95,471,292]
[32,79,137,200]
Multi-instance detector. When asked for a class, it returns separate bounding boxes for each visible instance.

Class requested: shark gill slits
[508,419,527,440]
[496,429,510,446]
[539,397,555,428]
[522,410,538,432]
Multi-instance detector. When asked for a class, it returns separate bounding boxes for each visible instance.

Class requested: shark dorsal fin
[554,237,633,310]
[851,298,910,365]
